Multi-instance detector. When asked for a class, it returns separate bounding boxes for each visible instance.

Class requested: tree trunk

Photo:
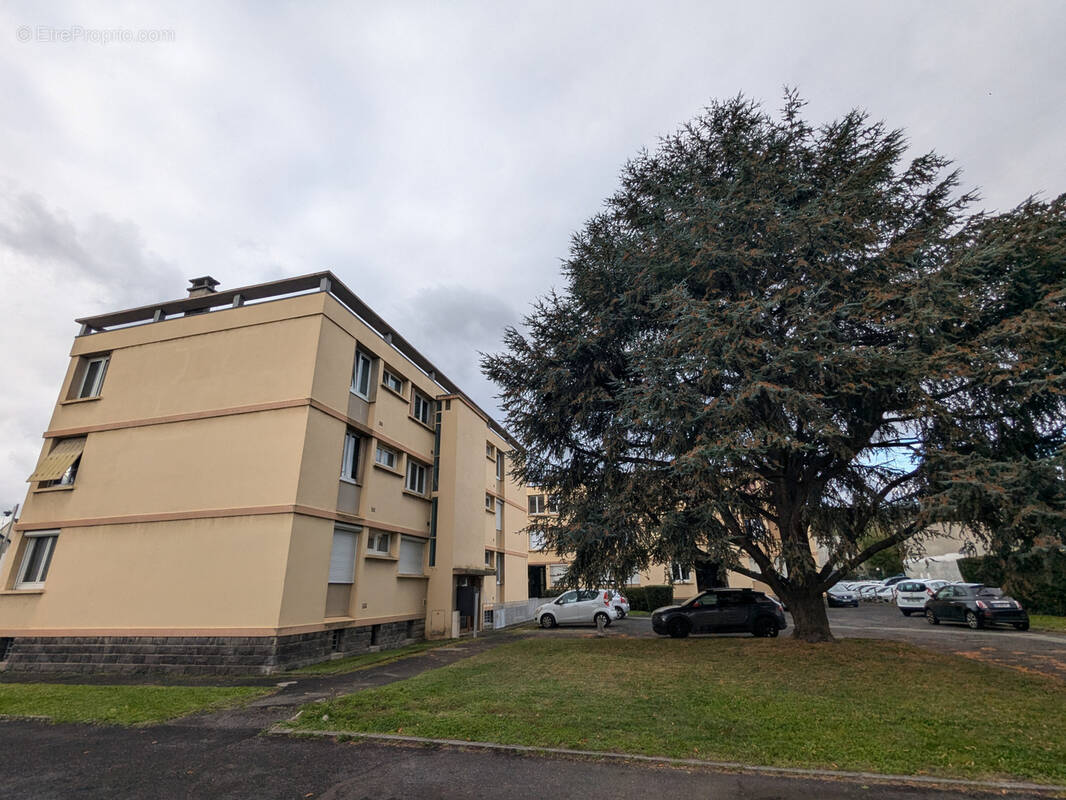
[783,588,835,643]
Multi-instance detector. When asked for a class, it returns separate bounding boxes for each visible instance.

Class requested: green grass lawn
[291,637,1066,784]
[0,684,269,725]
[1030,614,1066,633]
[288,640,452,676]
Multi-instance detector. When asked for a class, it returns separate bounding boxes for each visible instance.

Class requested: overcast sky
[1,1,1064,507]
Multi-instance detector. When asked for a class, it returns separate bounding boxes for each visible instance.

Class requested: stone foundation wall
[0,618,425,676]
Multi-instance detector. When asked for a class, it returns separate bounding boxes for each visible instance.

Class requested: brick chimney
[187,276,220,298]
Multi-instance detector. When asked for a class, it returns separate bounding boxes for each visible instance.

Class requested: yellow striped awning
[27,438,85,482]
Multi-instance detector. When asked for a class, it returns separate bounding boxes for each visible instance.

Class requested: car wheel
[594,611,612,628]
[1014,620,1030,632]
[925,608,939,625]
[667,618,689,638]
[753,617,779,638]
[965,610,982,629]
[900,609,912,617]
[539,613,557,629]
[615,607,626,618]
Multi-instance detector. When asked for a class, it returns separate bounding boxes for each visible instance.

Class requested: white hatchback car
[535,589,619,628]
[895,579,940,616]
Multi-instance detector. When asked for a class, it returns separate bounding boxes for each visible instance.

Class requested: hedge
[623,585,675,612]
[959,547,1066,616]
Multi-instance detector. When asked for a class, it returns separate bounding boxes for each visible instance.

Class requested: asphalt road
[0,719,1057,800]
[603,603,1066,680]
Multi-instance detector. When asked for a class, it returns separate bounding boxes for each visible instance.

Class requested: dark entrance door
[457,584,478,633]
[695,560,726,591]
[528,565,546,598]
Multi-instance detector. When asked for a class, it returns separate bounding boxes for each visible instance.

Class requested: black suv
[652,589,788,638]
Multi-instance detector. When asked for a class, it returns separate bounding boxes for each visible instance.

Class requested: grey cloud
[0,186,183,309]
[394,285,523,416]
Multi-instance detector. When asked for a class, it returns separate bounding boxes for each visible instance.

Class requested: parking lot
[552,602,1066,681]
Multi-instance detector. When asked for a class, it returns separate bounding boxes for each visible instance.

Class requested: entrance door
[528,565,546,599]
[695,561,725,591]
[456,579,479,633]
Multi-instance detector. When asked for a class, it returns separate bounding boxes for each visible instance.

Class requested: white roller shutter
[329,529,358,583]
[399,536,425,575]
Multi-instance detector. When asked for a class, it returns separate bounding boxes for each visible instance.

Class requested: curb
[267,726,1066,795]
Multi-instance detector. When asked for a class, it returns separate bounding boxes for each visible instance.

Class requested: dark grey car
[925,583,1030,630]
[652,588,788,638]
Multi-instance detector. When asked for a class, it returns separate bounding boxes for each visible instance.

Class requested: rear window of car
[977,587,1004,598]
[898,582,923,592]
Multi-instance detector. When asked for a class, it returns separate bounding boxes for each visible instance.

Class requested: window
[485,493,494,511]
[16,531,58,589]
[546,495,559,513]
[486,442,496,460]
[351,350,373,399]
[412,390,432,425]
[528,494,546,515]
[496,554,504,586]
[375,444,397,470]
[76,355,109,399]
[549,564,568,585]
[341,431,362,481]
[399,537,425,574]
[495,499,503,532]
[382,368,404,395]
[405,460,427,495]
[671,563,692,582]
[367,531,391,555]
[29,438,86,488]
[529,531,547,551]
[328,528,358,584]
[495,450,504,481]
[485,550,494,566]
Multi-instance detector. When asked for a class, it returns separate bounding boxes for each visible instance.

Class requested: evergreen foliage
[483,93,1066,641]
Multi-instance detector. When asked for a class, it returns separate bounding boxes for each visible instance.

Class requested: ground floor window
[671,562,692,583]
[16,531,58,589]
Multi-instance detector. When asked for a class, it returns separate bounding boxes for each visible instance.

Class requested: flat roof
[74,271,518,447]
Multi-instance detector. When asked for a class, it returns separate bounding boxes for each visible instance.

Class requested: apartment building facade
[0,273,529,674]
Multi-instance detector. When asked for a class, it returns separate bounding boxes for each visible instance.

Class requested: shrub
[958,556,1004,586]
[959,548,1066,616]
[624,587,648,611]
[644,585,675,611]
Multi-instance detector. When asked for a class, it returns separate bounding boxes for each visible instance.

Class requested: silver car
[535,589,620,628]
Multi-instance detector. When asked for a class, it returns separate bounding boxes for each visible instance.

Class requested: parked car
[826,583,859,607]
[608,590,630,618]
[651,588,788,638]
[857,583,883,600]
[895,579,938,616]
[882,574,908,587]
[924,584,1030,630]
[535,590,619,628]
[874,584,898,603]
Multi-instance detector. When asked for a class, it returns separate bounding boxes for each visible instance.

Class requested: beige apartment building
[524,489,772,601]
[0,273,530,674]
